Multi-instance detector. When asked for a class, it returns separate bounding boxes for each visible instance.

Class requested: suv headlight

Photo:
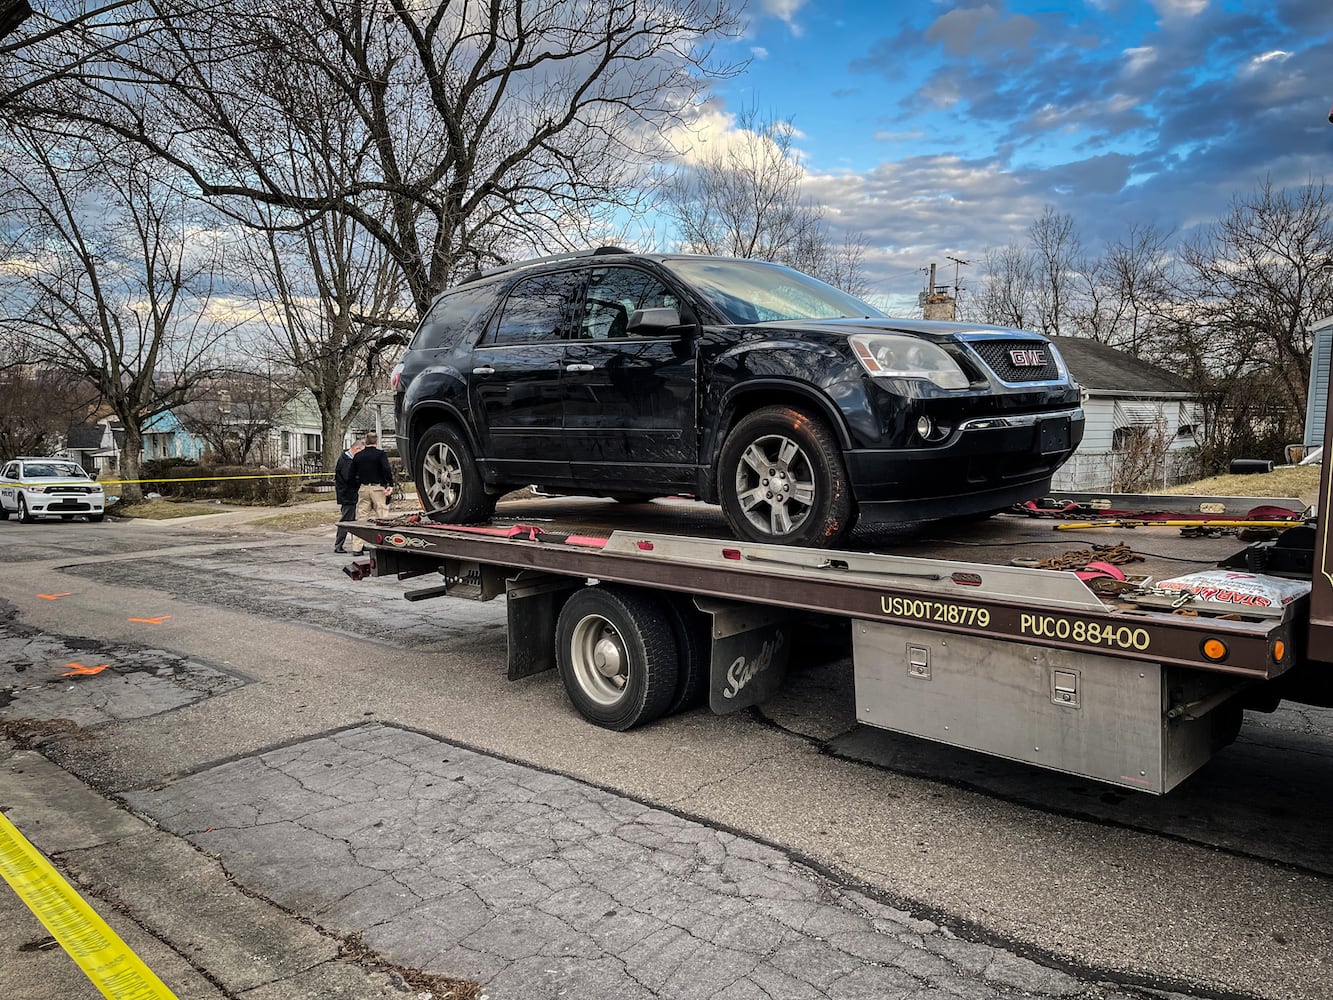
[849,335,970,390]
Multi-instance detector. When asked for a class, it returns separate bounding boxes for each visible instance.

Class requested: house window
[303,433,322,455]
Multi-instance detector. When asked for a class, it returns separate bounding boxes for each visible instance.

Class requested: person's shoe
[333,547,347,554]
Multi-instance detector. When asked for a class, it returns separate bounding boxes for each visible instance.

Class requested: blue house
[142,409,206,462]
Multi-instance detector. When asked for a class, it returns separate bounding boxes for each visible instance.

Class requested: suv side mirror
[626,306,681,334]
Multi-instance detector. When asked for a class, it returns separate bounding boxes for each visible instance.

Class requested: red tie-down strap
[429,523,609,548]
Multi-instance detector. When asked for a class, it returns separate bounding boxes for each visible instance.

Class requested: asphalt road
[1,505,1330,1000]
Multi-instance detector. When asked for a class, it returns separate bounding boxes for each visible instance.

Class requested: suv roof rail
[457,246,636,286]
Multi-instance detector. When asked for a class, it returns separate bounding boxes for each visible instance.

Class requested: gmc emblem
[1009,348,1047,367]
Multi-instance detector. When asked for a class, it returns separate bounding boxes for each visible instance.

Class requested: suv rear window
[486,271,583,347]
[412,280,504,351]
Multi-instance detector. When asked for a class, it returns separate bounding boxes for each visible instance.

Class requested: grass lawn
[113,499,232,519]
[1161,465,1321,501]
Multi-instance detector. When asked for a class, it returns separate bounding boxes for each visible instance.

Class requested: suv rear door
[469,269,582,482]
[563,265,698,488]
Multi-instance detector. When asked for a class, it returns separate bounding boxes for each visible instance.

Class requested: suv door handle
[565,363,595,373]
[471,366,496,376]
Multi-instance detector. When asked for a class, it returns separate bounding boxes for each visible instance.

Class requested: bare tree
[9,0,745,317]
[0,129,232,497]
[659,105,870,293]
[1092,222,1176,355]
[970,243,1036,329]
[0,367,98,458]
[237,201,407,468]
[176,373,300,466]
[1179,178,1333,420]
[1029,207,1083,337]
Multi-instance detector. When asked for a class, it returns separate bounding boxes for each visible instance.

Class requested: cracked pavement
[127,724,1123,1000]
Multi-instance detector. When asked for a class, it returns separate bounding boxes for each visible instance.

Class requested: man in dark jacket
[350,432,395,556]
[333,439,364,554]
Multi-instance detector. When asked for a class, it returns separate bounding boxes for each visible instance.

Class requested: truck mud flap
[695,597,791,715]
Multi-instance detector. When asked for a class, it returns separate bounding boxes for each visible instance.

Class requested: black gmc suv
[393,249,1084,547]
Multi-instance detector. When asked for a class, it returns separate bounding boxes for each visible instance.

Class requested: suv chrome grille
[970,340,1061,383]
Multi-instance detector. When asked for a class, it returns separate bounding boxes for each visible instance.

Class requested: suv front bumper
[844,407,1084,519]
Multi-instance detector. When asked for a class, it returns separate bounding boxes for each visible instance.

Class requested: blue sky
[695,0,1333,305]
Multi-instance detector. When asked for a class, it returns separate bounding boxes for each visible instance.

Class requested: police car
[0,457,106,523]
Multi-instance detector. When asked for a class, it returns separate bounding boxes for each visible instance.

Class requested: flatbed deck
[344,494,1305,680]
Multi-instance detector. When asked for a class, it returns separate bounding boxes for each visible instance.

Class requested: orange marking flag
[127,615,171,625]
[62,663,109,677]
[37,593,73,600]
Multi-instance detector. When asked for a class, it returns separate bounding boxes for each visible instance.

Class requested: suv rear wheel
[414,423,496,523]
[719,405,854,548]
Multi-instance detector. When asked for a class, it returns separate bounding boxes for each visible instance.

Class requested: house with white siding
[1048,336,1202,492]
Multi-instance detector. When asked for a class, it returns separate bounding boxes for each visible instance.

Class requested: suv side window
[486,271,582,347]
[412,279,502,351]
[578,267,680,340]
[1,463,15,479]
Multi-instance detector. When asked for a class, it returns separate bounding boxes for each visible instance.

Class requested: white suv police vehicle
[0,457,106,523]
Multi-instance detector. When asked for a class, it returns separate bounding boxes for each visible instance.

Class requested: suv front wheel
[718,405,854,548]
[414,423,497,523]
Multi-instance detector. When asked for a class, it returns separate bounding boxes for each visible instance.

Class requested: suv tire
[17,496,35,524]
[719,405,853,547]
[414,423,496,523]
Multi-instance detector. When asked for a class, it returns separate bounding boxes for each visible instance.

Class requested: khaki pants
[352,484,389,553]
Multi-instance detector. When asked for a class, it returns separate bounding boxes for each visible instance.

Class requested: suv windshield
[662,258,882,325]
[22,462,88,479]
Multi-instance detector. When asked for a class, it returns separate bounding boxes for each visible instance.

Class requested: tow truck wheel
[414,423,496,524]
[556,586,679,731]
[664,595,710,714]
[719,405,853,548]
[0,506,9,520]
[17,497,34,524]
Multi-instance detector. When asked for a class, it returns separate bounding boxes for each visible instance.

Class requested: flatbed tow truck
[341,406,1332,795]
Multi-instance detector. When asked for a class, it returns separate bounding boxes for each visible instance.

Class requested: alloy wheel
[732,433,817,537]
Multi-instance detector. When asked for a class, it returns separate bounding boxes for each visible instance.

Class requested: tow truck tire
[555,586,679,731]
[719,405,854,548]
[17,497,34,524]
[414,423,496,524]
[0,506,9,520]
[664,595,710,713]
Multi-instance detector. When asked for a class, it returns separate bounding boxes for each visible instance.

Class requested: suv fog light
[916,416,950,443]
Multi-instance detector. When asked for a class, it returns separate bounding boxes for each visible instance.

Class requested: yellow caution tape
[0,810,179,1000]
[98,472,322,486]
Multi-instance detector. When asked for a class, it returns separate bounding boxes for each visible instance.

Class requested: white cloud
[1245,49,1292,72]
[1121,46,1157,76]
[751,46,769,60]
[1149,0,1208,18]
[760,0,806,35]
